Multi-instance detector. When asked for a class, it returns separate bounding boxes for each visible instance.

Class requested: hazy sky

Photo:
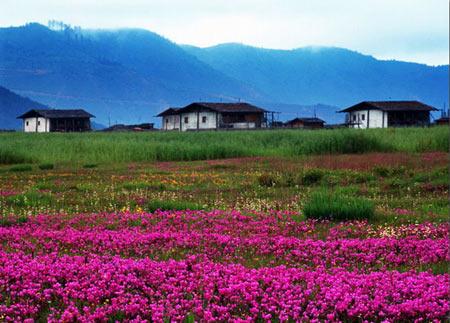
[1,0,448,65]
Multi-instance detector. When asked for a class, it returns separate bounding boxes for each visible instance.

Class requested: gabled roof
[157,102,267,116]
[435,116,449,123]
[286,117,325,124]
[156,107,181,117]
[17,109,95,119]
[184,102,267,113]
[339,101,438,113]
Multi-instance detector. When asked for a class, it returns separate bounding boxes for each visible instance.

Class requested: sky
[0,0,448,65]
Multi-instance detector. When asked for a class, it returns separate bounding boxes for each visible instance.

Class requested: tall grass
[303,190,375,221]
[0,127,447,164]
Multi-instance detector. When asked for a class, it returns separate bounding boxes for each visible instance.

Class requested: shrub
[299,169,324,185]
[303,190,374,221]
[373,166,409,178]
[346,171,374,184]
[386,178,409,190]
[0,149,32,165]
[122,182,166,191]
[38,163,54,170]
[83,163,98,169]
[9,164,33,172]
[373,166,390,177]
[6,191,53,207]
[208,164,236,170]
[258,173,278,187]
[145,200,205,212]
[34,182,55,191]
[0,216,28,227]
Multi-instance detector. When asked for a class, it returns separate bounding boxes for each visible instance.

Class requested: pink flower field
[0,210,448,322]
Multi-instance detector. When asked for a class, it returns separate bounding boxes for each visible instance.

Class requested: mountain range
[0,23,448,129]
[0,85,49,129]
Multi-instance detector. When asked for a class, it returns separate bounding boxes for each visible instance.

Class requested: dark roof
[435,117,449,123]
[156,108,181,117]
[17,109,95,119]
[339,101,438,113]
[185,102,267,113]
[286,117,325,124]
[157,103,267,116]
[103,123,155,132]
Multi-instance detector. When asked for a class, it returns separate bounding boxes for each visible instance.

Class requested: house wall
[180,112,217,131]
[23,117,49,132]
[348,110,387,128]
[367,110,387,128]
[387,111,429,127]
[162,115,180,130]
[289,122,305,129]
[232,122,256,129]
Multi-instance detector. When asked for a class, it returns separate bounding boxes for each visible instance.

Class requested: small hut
[17,109,94,132]
[285,117,325,129]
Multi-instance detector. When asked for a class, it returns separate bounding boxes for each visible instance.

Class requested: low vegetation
[0,152,447,223]
[9,164,33,172]
[0,146,447,321]
[303,190,375,220]
[0,127,447,164]
[145,200,205,212]
[38,163,54,170]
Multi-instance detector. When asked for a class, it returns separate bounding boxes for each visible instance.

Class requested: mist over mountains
[0,23,448,128]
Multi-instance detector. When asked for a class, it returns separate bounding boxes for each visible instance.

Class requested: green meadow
[0,126,448,165]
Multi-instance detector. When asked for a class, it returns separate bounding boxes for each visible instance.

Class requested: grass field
[0,126,448,164]
[1,152,448,223]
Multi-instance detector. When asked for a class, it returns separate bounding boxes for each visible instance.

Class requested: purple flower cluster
[0,210,448,321]
[0,190,16,197]
[0,252,448,322]
[0,225,447,270]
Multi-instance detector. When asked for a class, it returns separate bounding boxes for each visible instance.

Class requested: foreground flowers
[0,210,448,322]
[0,252,448,322]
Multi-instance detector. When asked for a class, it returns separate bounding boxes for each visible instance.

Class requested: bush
[83,163,98,169]
[208,164,236,170]
[145,200,205,212]
[258,173,278,187]
[38,163,54,170]
[9,164,33,172]
[6,191,53,207]
[299,169,324,185]
[373,166,390,177]
[122,182,166,191]
[303,190,374,221]
[0,216,28,227]
[0,149,32,165]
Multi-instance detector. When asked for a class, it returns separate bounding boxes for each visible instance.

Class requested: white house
[17,109,95,132]
[339,101,437,128]
[157,102,268,131]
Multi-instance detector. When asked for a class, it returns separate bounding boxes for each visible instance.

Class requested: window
[26,121,29,126]
[165,118,169,123]
[184,117,189,123]
[202,116,207,123]
[352,115,356,121]
[38,121,41,126]
[361,114,365,121]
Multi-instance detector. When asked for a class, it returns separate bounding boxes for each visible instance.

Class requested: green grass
[38,163,54,170]
[303,190,375,221]
[6,191,54,207]
[145,200,205,212]
[83,163,98,169]
[121,182,166,191]
[9,164,33,172]
[0,147,33,164]
[0,127,448,164]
